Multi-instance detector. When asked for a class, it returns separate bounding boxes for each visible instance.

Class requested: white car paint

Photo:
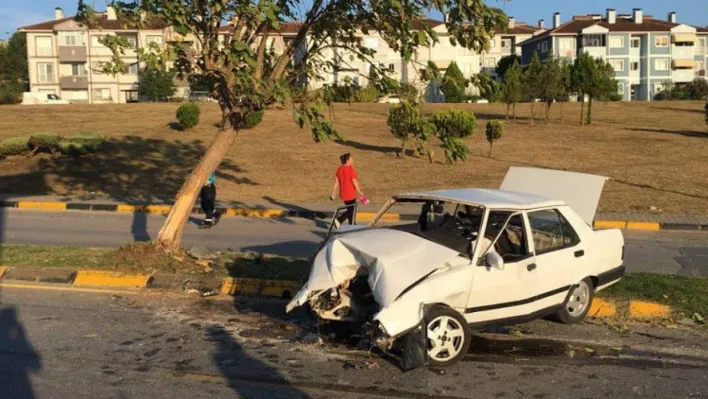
[287,168,624,354]
[22,92,71,105]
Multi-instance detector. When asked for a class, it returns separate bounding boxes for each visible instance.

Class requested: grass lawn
[0,100,706,214]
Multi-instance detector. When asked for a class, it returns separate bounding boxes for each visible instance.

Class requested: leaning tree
[78,0,506,254]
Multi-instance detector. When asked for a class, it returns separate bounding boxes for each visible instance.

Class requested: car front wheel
[425,306,471,368]
[555,277,594,324]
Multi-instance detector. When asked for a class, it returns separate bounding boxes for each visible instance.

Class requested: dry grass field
[0,100,706,214]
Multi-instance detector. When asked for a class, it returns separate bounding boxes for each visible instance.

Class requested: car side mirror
[485,252,505,270]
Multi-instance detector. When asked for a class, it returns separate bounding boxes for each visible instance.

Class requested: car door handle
[527,263,537,271]
[574,250,585,258]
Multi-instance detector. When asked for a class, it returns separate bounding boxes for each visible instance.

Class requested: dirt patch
[110,242,208,274]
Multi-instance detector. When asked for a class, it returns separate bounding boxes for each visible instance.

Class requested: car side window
[482,212,530,262]
[528,209,580,254]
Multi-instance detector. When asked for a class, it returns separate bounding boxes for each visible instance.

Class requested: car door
[464,212,539,325]
[526,208,584,311]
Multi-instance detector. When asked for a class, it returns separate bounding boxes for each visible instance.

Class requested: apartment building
[519,9,708,101]
[19,7,184,104]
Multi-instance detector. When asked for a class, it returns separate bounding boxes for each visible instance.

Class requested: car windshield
[373,199,484,255]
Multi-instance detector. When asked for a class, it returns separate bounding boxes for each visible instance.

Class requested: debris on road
[187,246,218,260]
[201,289,219,297]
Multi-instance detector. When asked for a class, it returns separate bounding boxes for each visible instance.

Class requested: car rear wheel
[425,306,470,368]
[555,278,594,324]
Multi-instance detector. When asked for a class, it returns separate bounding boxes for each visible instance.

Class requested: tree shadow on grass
[650,106,704,114]
[625,127,707,139]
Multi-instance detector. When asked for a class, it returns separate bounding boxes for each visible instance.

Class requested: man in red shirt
[330,153,364,226]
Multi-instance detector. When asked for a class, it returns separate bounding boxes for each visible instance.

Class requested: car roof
[394,188,566,210]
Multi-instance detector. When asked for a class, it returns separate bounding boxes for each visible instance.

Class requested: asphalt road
[0,209,707,276]
[1,283,706,399]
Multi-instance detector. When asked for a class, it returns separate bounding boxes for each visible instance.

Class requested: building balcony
[59,75,88,89]
[58,46,87,62]
[671,46,694,60]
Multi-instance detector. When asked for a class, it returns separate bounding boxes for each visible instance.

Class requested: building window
[541,41,548,53]
[147,35,164,47]
[490,38,496,48]
[91,35,107,47]
[37,63,54,83]
[483,57,496,68]
[35,36,53,56]
[630,61,640,72]
[617,83,624,95]
[653,83,665,94]
[501,38,512,50]
[631,37,641,48]
[127,63,139,75]
[93,88,112,101]
[124,90,139,103]
[582,34,606,47]
[609,36,624,48]
[120,35,138,47]
[654,59,669,71]
[698,38,706,55]
[71,63,87,76]
[610,59,624,72]
[59,32,84,46]
[363,37,379,49]
[387,63,395,73]
[654,35,668,47]
[695,61,705,77]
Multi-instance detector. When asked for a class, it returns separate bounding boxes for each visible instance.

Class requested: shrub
[176,102,200,129]
[29,133,60,154]
[604,92,623,102]
[354,86,380,103]
[430,109,476,139]
[57,133,105,158]
[243,110,264,129]
[485,120,503,157]
[0,136,30,157]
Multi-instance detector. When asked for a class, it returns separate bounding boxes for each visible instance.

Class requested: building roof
[395,189,563,210]
[20,14,168,31]
[499,23,544,35]
[520,15,707,45]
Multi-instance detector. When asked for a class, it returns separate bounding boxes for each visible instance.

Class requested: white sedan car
[287,167,625,369]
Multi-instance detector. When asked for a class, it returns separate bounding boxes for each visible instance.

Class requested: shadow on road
[0,289,42,399]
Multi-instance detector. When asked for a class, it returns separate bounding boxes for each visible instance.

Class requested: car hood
[287,228,460,311]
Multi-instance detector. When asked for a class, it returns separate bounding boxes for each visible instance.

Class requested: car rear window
[527,209,580,254]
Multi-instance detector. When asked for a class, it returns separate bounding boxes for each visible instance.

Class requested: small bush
[29,133,60,153]
[243,110,264,129]
[430,109,477,139]
[176,102,200,129]
[0,136,31,157]
[485,120,503,157]
[57,133,105,158]
[354,87,380,103]
[605,92,623,102]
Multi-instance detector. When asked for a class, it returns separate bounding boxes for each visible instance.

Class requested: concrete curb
[1,200,705,232]
[0,265,675,319]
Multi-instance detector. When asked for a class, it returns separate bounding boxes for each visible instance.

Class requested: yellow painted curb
[629,300,671,319]
[0,266,8,278]
[588,298,616,318]
[594,220,627,229]
[221,277,300,297]
[74,270,150,288]
[117,204,144,212]
[17,201,67,211]
[144,205,172,214]
[358,212,400,222]
[626,221,661,231]
[225,208,286,218]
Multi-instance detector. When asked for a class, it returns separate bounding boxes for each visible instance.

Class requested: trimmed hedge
[57,133,105,158]
[29,133,61,153]
[176,102,200,129]
[0,136,31,157]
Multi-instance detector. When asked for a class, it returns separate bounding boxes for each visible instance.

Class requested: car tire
[424,305,471,368]
[555,277,594,324]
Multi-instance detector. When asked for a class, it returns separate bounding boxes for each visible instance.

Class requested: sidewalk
[1,194,706,231]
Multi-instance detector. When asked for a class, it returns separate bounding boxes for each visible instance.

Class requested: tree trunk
[579,97,585,126]
[505,104,510,120]
[560,101,564,125]
[155,128,236,253]
[488,142,493,158]
[546,102,552,123]
[400,137,408,157]
[530,101,535,125]
[513,103,516,123]
[586,97,593,125]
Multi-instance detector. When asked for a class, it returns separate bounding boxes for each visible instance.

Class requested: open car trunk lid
[501,167,608,225]
[292,228,460,310]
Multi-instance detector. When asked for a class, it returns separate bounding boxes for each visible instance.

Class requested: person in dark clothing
[330,153,364,227]
[200,172,220,228]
